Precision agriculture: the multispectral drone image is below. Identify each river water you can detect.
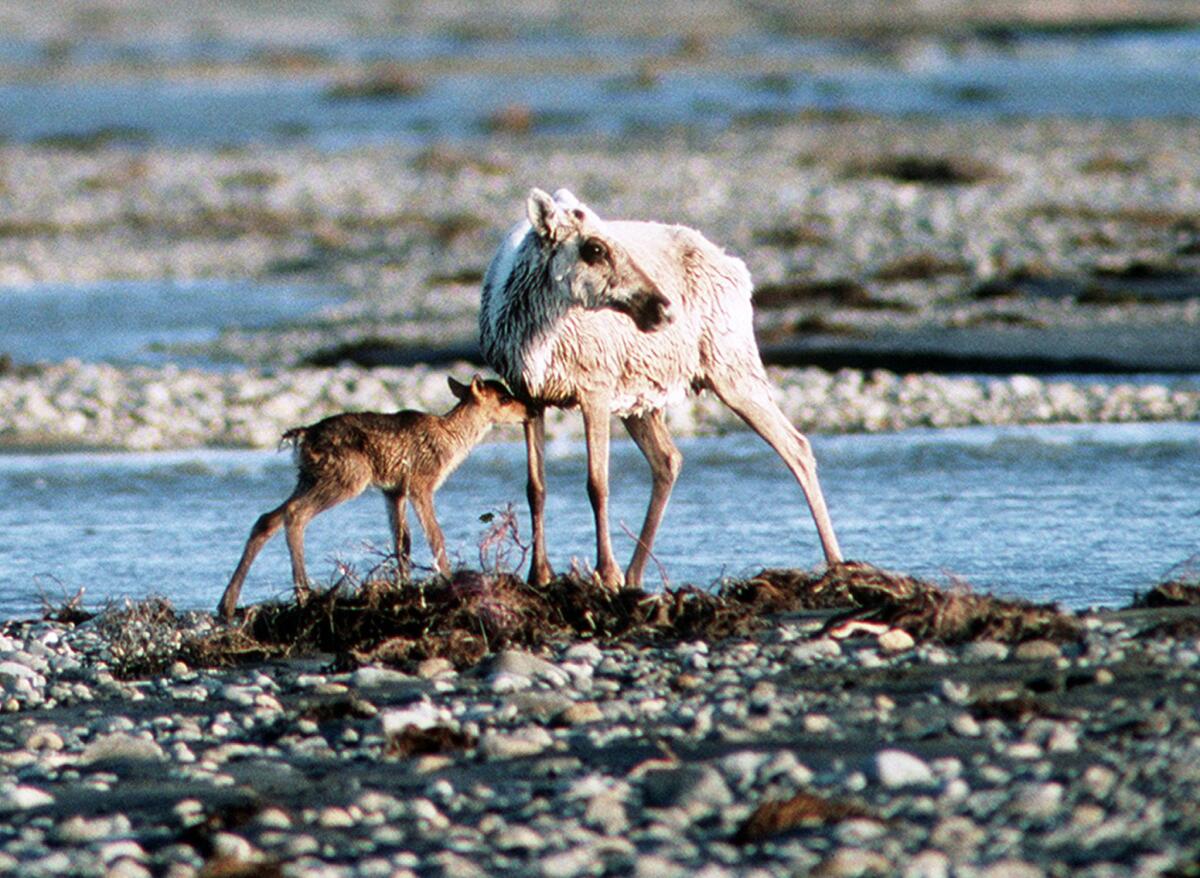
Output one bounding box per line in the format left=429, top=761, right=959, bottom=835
left=1, top=422, right=1195, bottom=620
left=1, top=28, right=1199, bottom=146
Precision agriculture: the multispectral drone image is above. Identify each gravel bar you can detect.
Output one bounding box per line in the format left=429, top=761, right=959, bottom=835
left=2, top=361, right=1198, bottom=450
left=1, top=605, right=1199, bottom=877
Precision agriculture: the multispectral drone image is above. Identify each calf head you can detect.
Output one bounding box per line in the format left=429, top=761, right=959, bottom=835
left=525, top=188, right=672, bottom=332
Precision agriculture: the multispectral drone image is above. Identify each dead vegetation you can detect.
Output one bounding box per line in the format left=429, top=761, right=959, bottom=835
left=733, top=790, right=878, bottom=845
left=1130, top=580, right=1200, bottom=608
left=170, top=561, right=1083, bottom=675
left=844, top=154, right=999, bottom=186
left=385, top=725, right=476, bottom=758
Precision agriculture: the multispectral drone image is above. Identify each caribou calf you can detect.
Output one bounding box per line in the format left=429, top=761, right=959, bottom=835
left=217, top=376, right=529, bottom=619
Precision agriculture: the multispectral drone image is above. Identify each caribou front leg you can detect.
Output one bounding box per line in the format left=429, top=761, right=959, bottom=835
left=580, top=394, right=623, bottom=591
left=524, top=412, right=553, bottom=585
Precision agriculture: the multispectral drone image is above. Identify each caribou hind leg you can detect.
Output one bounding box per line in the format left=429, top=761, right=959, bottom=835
left=709, top=372, right=843, bottom=566
left=622, top=409, right=682, bottom=587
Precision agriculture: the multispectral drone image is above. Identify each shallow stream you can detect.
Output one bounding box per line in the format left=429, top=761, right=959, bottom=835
left=2, top=422, right=1195, bottom=620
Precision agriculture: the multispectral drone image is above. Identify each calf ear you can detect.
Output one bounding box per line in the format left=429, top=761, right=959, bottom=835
left=447, top=376, right=470, bottom=400
left=469, top=375, right=485, bottom=398
left=527, top=188, right=570, bottom=243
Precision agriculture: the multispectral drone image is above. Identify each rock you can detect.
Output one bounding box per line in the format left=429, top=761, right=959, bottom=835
left=479, top=726, right=554, bottom=760
left=1011, top=782, right=1064, bottom=821
left=816, top=847, right=891, bottom=876
left=0, top=785, right=54, bottom=811
left=506, top=691, right=574, bottom=721
left=380, top=701, right=452, bottom=734
left=979, top=859, right=1045, bottom=878
left=791, top=638, right=842, bottom=663
left=24, top=728, right=64, bottom=751
left=878, top=629, right=915, bottom=653
left=962, top=641, right=1009, bottom=662
left=930, top=816, right=986, bottom=858
left=903, top=850, right=950, bottom=878
left=804, top=714, right=835, bottom=734
left=584, top=791, right=630, bottom=835
left=80, top=733, right=166, bottom=765
left=950, top=713, right=982, bottom=737
left=640, top=764, right=733, bottom=818
left=562, top=642, right=604, bottom=664
left=559, top=701, right=604, bottom=725
left=634, top=855, right=688, bottom=878
left=494, top=824, right=546, bottom=852
left=490, top=650, right=571, bottom=688
left=1013, top=640, right=1061, bottom=662
left=417, top=657, right=456, bottom=679
left=353, top=665, right=415, bottom=688
left=872, top=750, right=935, bottom=789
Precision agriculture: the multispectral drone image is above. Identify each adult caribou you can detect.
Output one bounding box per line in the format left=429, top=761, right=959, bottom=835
left=480, top=188, right=843, bottom=589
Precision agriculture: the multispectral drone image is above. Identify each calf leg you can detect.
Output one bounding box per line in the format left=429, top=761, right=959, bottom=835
left=623, top=409, right=682, bottom=587
left=283, top=476, right=368, bottom=600
left=710, top=373, right=843, bottom=566
left=383, top=490, right=412, bottom=579
left=218, top=502, right=287, bottom=620
left=410, top=489, right=450, bottom=575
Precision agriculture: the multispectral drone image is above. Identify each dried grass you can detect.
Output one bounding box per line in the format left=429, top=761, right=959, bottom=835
left=1131, top=580, right=1200, bottom=609
left=802, top=562, right=1082, bottom=645
left=105, top=563, right=1084, bottom=676
left=734, top=791, right=877, bottom=844
left=385, top=725, right=476, bottom=758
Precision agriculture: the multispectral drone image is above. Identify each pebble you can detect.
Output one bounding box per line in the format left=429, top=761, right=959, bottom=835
left=877, top=629, right=915, bottom=653
left=5, top=361, right=1196, bottom=452
left=640, top=765, right=733, bottom=818
left=559, top=702, right=604, bottom=726
left=79, top=733, right=166, bottom=765
left=479, top=727, right=554, bottom=760
left=1013, top=640, right=1062, bottom=662
left=873, top=750, right=936, bottom=789
left=490, top=650, right=572, bottom=688
left=0, top=501, right=1194, bottom=876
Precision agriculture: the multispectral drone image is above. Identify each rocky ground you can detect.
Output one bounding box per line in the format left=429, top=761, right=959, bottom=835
left=3, top=112, right=1200, bottom=450
left=2, top=4, right=1199, bottom=875
left=1, top=581, right=1199, bottom=878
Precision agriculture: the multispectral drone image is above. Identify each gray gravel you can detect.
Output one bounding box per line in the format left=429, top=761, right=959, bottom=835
left=3, top=360, right=1197, bottom=450
left=3, top=111, right=1199, bottom=449
left=1, top=606, right=1199, bottom=876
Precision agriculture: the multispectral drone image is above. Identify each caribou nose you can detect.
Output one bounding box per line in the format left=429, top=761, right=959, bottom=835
left=629, top=287, right=673, bottom=332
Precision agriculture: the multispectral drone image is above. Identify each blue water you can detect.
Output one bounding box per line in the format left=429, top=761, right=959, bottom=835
left=1, top=423, right=1195, bottom=619
left=0, top=280, right=337, bottom=366
left=1, top=28, right=1198, bottom=147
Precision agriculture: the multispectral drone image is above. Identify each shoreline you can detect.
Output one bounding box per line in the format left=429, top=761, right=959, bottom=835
left=1, top=576, right=1199, bottom=877
left=2, top=359, right=1197, bottom=452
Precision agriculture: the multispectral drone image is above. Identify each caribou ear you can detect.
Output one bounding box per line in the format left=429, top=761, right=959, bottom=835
left=552, top=188, right=581, bottom=209
left=527, top=188, right=571, bottom=243
left=447, top=376, right=470, bottom=400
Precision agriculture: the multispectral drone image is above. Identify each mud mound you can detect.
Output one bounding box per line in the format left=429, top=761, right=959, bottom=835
left=177, top=561, right=1082, bottom=673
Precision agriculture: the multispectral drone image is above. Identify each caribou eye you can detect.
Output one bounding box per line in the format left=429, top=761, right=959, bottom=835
left=579, top=238, right=608, bottom=266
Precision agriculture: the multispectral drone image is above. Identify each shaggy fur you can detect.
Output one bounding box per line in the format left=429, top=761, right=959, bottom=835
left=479, top=189, right=844, bottom=589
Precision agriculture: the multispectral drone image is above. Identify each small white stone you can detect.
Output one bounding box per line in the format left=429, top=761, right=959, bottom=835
left=878, top=628, right=915, bottom=653
left=874, top=749, right=935, bottom=789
